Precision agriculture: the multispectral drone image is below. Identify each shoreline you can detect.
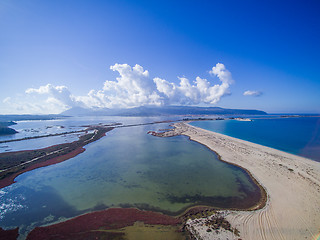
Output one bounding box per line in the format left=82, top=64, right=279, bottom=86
left=1, top=120, right=319, bottom=239
left=26, top=208, right=183, bottom=240
left=0, top=126, right=113, bottom=189
left=168, top=122, right=320, bottom=240
left=150, top=122, right=267, bottom=211
left=0, top=147, right=85, bottom=189
left=185, top=135, right=267, bottom=212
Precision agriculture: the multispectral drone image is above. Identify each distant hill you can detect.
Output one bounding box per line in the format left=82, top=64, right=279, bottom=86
left=0, top=126, right=18, bottom=136
left=0, top=114, right=67, bottom=122
left=0, top=121, right=17, bottom=127
left=61, top=106, right=267, bottom=116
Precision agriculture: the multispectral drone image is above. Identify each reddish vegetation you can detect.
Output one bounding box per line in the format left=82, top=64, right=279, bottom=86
left=27, top=208, right=181, bottom=240
left=0, top=126, right=112, bottom=189
left=0, top=147, right=85, bottom=189
left=0, top=227, right=19, bottom=240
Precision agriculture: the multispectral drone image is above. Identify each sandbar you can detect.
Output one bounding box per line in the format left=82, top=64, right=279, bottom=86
left=166, top=122, right=320, bottom=240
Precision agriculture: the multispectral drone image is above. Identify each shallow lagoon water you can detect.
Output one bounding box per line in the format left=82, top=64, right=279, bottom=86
left=0, top=116, right=179, bottom=153
left=0, top=121, right=259, bottom=233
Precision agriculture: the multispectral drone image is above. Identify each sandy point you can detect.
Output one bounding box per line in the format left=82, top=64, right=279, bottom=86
left=170, top=122, right=320, bottom=240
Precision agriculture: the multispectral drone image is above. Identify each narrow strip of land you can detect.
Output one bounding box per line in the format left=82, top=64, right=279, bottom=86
left=0, top=129, right=86, bottom=144
left=0, top=120, right=176, bottom=189
left=0, top=126, right=113, bottom=188
left=164, top=122, right=320, bottom=240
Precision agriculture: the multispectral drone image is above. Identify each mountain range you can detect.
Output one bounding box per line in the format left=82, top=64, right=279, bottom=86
left=61, top=106, right=267, bottom=116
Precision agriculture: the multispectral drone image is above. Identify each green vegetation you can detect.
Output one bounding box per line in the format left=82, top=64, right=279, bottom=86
left=94, top=222, right=186, bottom=240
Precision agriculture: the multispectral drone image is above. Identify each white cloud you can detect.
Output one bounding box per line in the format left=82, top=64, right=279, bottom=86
left=74, top=64, right=164, bottom=109
left=153, top=77, right=176, bottom=99
left=103, top=63, right=163, bottom=108
left=243, top=90, right=263, bottom=96
left=2, top=63, right=234, bottom=114
left=3, top=97, right=11, bottom=103
left=1, top=93, right=70, bottom=114
left=153, top=63, right=233, bottom=105
left=25, top=84, right=75, bottom=107
left=209, top=63, right=234, bottom=85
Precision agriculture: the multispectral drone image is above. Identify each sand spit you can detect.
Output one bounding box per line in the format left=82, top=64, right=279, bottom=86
left=168, top=122, right=320, bottom=240
left=0, top=126, right=113, bottom=189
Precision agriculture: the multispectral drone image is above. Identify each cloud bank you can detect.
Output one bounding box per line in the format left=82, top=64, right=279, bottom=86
left=3, top=63, right=234, bottom=114
left=243, top=90, right=262, bottom=97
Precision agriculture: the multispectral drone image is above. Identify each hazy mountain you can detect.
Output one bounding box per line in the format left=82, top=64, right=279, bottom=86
left=0, top=114, right=66, bottom=122
left=61, top=106, right=267, bottom=116
left=0, top=127, right=18, bottom=136
left=0, top=120, right=18, bottom=135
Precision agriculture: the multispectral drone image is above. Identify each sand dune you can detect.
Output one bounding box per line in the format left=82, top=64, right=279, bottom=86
left=170, top=122, right=320, bottom=240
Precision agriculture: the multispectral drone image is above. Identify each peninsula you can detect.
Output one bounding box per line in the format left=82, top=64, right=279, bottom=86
left=160, top=122, right=320, bottom=240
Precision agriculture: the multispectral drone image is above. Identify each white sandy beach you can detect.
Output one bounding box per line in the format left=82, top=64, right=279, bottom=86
left=168, top=122, right=320, bottom=240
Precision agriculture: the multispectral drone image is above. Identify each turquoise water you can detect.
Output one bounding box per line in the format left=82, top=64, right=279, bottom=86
left=0, top=120, right=260, bottom=234
left=190, top=117, right=320, bottom=161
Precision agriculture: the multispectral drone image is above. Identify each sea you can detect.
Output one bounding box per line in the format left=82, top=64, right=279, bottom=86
left=0, top=115, right=319, bottom=236
left=190, top=116, right=320, bottom=162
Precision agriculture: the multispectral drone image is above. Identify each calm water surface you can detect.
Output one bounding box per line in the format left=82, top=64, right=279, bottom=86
left=190, top=117, right=320, bottom=161
left=0, top=119, right=259, bottom=235
left=0, top=116, right=179, bottom=153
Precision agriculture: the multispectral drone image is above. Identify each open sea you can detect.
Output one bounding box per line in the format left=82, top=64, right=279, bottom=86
left=190, top=116, right=320, bottom=161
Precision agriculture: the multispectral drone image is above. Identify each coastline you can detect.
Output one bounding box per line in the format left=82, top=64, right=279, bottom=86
left=1, top=120, right=319, bottom=239
left=168, top=122, right=320, bottom=240
left=0, top=126, right=113, bottom=189
left=0, top=147, right=85, bottom=189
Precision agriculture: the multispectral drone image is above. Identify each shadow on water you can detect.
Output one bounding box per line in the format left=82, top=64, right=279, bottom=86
left=116, top=170, right=262, bottom=216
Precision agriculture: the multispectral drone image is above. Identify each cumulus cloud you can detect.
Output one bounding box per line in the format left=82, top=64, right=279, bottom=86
left=73, top=64, right=164, bottom=109
left=26, top=84, right=75, bottom=107
left=2, top=92, right=71, bottom=114
left=3, top=63, right=234, bottom=114
left=153, top=63, right=233, bottom=105
left=243, top=90, right=263, bottom=97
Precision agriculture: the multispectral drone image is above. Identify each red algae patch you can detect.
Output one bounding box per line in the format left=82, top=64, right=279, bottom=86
left=26, top=208, right=181, bottom=240
left=0, top=227, right=19, bottom=240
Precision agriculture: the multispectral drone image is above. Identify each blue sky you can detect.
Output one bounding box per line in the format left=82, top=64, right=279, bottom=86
left=1, top=0, right=319, bottom=114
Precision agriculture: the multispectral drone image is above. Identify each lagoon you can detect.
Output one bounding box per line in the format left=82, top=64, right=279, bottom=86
left=0, top=119, right=260, bottom=235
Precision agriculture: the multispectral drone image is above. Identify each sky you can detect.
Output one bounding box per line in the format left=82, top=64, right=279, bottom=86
left=1, top=0, right=320, bottom=114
